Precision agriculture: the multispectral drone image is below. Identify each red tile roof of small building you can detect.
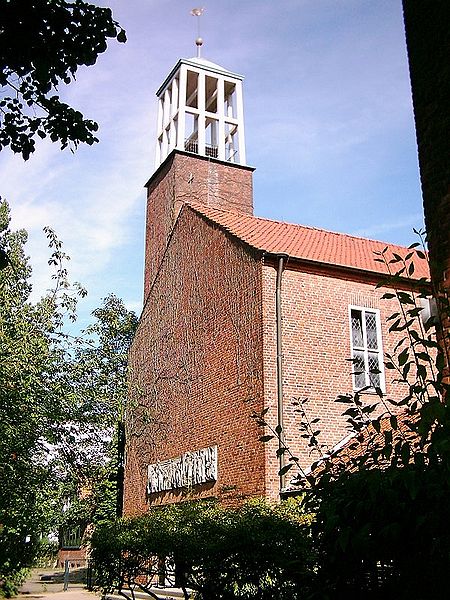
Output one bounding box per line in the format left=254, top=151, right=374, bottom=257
left=186, top=203, right=429, bottom=280
left=284, top=411, right=421, bottom=493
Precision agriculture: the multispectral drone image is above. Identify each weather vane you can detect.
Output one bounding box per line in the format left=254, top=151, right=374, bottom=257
left=191, top=7, right=205, bottom=57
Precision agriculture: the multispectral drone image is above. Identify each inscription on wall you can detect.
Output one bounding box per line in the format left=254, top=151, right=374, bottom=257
left=147, top=446, right=218, bottom=494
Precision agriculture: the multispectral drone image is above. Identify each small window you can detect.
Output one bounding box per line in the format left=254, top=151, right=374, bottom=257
left=349, top=306, right=384, bottom=392
left=60, top=525, right=84, bottom=549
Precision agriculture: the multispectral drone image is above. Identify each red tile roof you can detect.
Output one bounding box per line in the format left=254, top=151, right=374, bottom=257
left=284, top=411, right=422, bottom=493
left=326, top=411, right=420, bottom=470
left=186, top=203, right=429, bottom=280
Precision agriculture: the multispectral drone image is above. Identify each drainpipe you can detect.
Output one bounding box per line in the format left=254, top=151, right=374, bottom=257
left=275, top=254, right=289, bottom=495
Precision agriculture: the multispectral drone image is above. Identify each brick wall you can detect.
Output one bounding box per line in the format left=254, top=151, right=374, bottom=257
left=124, top=206, right=265, bottom=515
left=262, top=260, right=423, bottom=500
left=143, top=150, right=255, bottom=299
left=57, top=548, right=86, bottom=569
left=402, top=1, right=450, bottom=374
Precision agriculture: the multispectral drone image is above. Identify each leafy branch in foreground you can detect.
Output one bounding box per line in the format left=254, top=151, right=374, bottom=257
left=254, top=236, right=450, bottom=597
left=0, top=0, right=126, bottom=159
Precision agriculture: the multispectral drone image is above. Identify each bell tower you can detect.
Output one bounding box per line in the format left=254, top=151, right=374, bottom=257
left=154, top=46, right=246, bottom=168
left=143, top=35, right=254, bottom=300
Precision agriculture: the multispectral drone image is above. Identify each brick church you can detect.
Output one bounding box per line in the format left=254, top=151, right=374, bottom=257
left=123, top=47, right=428, bottom=515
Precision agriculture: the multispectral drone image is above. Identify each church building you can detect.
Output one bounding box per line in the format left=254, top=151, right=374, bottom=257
left=123, top=46, right=428, bottom=515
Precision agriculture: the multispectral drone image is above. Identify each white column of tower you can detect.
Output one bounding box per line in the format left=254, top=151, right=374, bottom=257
left=217, top=76, right=225, bottom=161
left=197, top=70, right=206, bottom=155
left=235, top=80, right=246, bottom=164
left=171, top=77, right=179, bottom=149
left=154, top=97, right=163, bottom=168
left=168, top=84, right=176, bottom=153
left=176, top=65, right=187, bottom=152
left=161, top=88, right=171, bottom=160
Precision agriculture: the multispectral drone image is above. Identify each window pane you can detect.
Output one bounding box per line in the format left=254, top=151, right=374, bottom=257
left=353, top=350, right=366, bottom=389
left=365, top=311, right=378, bottom=349
left=351, top=310, right=364, bottom=347
left=368, top=352, right=381, bottom=388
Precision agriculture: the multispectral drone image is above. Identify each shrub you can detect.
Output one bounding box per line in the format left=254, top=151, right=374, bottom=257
left=90, top=498, right=315, bottom=600
left=0, top=568, right=29, bottom=599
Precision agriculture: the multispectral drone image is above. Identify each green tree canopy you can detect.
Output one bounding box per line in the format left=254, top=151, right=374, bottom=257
left=0, top=199, right=80, bottom=584
left=0, top=200, right=137, bottom=591
left=0, top=0, right=126, bottom=159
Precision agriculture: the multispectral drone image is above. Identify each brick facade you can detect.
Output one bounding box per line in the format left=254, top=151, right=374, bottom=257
left=125, top=149, right=428, bottom=513
left=57, top=548, right=86, bottom=569
left=143, top=151, right=254, bottom=299
left=261, top=259, right=419, bottom=500
left=124, top=206, right=265, bottom=514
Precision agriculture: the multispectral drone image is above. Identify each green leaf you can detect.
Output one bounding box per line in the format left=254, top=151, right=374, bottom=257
left=117, top=29, right=127, bottom=43
left=398, top=348, right=409, bottom=366
left=278, top=463, right=293, bottom=477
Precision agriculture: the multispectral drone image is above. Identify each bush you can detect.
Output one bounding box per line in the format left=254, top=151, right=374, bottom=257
left=33, top=539, right=58, bottom=568
left=90, top=498, right=315, bottom=600
left=0, top=568, right=29, bottom=599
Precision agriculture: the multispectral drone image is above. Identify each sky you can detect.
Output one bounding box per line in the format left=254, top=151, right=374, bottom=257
left=0, top=0, right=424, bottom=330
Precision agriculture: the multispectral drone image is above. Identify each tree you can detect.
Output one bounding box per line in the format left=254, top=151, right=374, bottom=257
left=0, top=200, right=137, bottom=593
left=0, top=198, right=85, bottom=592
left=0, top=0, right=126, bottom=159
left=58, top=294, right=138, bottom=524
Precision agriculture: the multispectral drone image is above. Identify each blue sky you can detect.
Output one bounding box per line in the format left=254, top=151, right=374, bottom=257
left=0, top=0, right=424, bottom=329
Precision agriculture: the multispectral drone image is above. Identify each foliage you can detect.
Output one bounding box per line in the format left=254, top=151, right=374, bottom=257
left=254, top=237, right=450, bottom=598
left=0, top=568, right=29, bottom=599
left=91, top=498, right=315, bottom=600
left=0, top=200, right=137, bottom=592
left=311, top=463, right=450, bottom=599
left=0, top=0, right=126, bottom=159
left=47, top=294, right=137, bottom=559
left=33, top=538, right=59, bottom=568
left=0, top=198, right=84, bottom=589
left=58, top=293, right=138, bottom=527
left=68, top=294, right=138, bottom=434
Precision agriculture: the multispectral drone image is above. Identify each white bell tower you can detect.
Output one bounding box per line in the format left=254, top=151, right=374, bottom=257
left=154, top=39, right=247, bottom=169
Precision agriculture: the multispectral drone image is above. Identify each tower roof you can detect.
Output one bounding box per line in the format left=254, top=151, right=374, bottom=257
left=156, top=57, right=244, bottom=97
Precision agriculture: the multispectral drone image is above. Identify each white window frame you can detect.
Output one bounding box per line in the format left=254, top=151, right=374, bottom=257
left=348, top=305, right=385, bottom=393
